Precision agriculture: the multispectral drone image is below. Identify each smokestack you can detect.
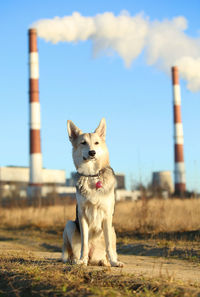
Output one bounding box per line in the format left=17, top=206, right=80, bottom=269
left=28, top=28, right=43, bottom=195
left=172, top=66, right=186, bottom=196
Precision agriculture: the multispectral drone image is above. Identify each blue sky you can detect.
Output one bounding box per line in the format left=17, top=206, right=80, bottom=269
left=0, top=0, right=200, bottom=191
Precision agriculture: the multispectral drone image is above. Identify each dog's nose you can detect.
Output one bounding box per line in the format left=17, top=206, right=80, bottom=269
left=88, top=150, right=96, bottom=157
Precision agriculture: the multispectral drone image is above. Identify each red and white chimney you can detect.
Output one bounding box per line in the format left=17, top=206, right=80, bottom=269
left=172, top=66, right=186, bottom=195
left=28, top=29, right=43, bottom=193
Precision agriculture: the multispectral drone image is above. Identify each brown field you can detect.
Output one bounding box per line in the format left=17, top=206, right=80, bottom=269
left=0, top=198, right=200, bottom=296
left=0, top=198, right=200, bottom=233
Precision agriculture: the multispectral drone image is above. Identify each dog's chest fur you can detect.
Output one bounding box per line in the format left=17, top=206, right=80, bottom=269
left=75, top=167, right=116, bottom=232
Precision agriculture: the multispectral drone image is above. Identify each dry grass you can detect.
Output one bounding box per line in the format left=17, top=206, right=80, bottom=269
left=0, top=251, right=199, bottom=297
left=0, top=198, right=200, bottom=233
left=114, top=198, right=200, bottom=233
left=0, top=204, right=75, bottom=229
left=0, top=198, right=200, bottom=297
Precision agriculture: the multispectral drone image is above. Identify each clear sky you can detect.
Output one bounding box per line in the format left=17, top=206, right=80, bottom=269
left=1, top=0, right=200, bottom=191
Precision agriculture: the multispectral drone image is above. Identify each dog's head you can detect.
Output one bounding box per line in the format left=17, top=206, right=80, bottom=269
left=67, top=118, right=110, bottom=175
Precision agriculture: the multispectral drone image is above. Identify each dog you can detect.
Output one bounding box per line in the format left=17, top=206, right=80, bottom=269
left=62, top=118, right=123, bottom=267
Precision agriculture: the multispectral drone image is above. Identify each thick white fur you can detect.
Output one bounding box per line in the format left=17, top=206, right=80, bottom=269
left=62, top=118, right=123, bottom=267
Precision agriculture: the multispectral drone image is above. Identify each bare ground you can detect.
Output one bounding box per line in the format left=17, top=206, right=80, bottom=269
left=0, top=228, right=199, bottom=296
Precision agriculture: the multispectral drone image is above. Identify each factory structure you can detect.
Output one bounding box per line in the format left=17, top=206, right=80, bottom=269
left=152, top=67, right=186, bottom=196
left=28, top=29, right=43, bottom=196
left=0, top=165, right=138, bottom=201
left=152, top=171, right=174, bottom=195
left=172, top=66, right=186, bottom=195
left=0, top=166, right=75, bottom=198
left=0, top=29, right=187, bottom=200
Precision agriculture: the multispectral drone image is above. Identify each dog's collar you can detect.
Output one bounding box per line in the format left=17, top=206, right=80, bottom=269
left=76, top=166, right=114, bottom=178
left=77, top=172, right=100, bottom=178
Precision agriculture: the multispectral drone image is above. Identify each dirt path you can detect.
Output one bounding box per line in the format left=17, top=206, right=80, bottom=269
left=0, top=228, right=199, bottom=296
left=1, top=244, right=199, bottom=286
left=119, top=255, right=200, bottom=284
left=29, top=251, right=200, bottom=284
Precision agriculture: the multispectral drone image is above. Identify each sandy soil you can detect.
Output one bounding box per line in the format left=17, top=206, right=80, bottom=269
left=0, top=230, right=199, bottom=287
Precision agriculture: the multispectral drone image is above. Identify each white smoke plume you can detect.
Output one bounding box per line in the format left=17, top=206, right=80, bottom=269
left=33, top=11, right=200, bottom=92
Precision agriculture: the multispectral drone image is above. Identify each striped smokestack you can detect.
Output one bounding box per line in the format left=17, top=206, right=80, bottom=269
left=29, top=29, right=43, bottom=193
left=172, top=66, right=186, bottom=196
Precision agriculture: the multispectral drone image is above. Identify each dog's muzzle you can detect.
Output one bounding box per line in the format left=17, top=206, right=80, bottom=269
left=83, top=150, right=96, bottom=161
left=88, top=150, right=96, bottom=157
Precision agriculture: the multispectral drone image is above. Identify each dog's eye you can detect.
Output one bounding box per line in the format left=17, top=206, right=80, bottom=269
left=81, top=141, right=87, bottom=145
left=95, top=142, right=99, bottom=145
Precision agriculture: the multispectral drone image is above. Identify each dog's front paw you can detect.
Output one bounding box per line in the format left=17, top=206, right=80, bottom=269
left=74, top=258, right=88, bottom=266
left=110, top=260, right=124, bottom=267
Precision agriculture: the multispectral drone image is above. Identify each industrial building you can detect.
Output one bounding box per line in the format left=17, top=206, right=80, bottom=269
left=152, top=171, right=174, bottom=195
left=0, top=166, right=139, bottom=201
left=0, top=166, right=75, bottom=198
left=0, top=166, right=65, bottom=185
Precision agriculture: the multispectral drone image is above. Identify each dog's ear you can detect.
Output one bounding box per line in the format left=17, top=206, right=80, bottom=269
left=94, top=118, right=106, bottom=141
left=67, top=120, right=82, bottom=143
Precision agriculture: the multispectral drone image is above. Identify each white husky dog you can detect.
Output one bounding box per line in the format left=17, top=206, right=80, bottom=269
left=62, top=118, right=123, bottom=267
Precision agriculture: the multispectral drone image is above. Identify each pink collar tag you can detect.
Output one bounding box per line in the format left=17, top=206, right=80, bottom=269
left=96, top=181, right=103, bottom=189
